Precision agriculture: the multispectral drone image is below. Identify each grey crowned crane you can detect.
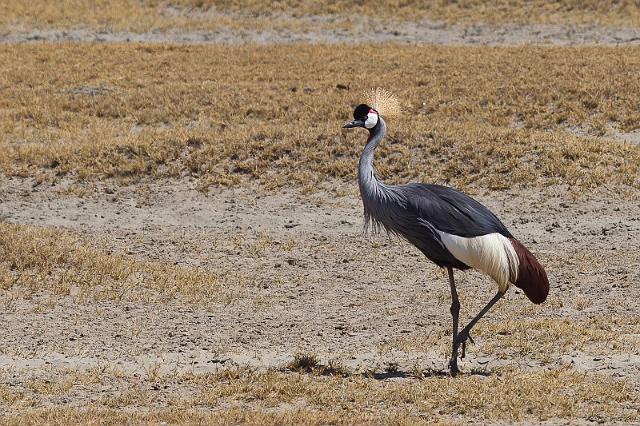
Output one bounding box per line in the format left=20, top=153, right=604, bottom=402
left=342, top=90, right=549, bottom=375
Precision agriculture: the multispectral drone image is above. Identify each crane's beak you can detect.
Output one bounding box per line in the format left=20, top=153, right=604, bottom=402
left=342, top=119, right=365, bottom=129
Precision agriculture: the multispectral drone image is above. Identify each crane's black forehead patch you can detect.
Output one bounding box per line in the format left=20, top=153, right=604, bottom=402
left=353, top=104, right=372, bottom=120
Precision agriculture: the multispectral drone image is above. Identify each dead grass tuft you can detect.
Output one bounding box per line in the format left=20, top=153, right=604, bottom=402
left=286, top=354, right=348, bottom=377
left=287, top=353, right=319, bottom=372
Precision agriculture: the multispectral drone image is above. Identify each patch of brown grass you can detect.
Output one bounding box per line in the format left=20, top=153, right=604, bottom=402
left=0, top=0, right=341, bottom=33
left=193, top=367, right=639, bottom=422
left=0, top=221, right=229, bottom=302
left=287, top=353, right=320, bottom=372
left=477, top=315, right=640, bottom=359
left=196, top=0, right=640, bottom=27
left=0, top=44, right=638, bottom=193
left=1, top=1, right=639, bottom=31
left=286, top=353, right=348, bottom=376
left=0, top=386, right=28, bottom=407
left=4, top=366, right=635, bottom=424
left=382, top=312, right=640, bottom=363
left=0, top=407, right=453, bottom=426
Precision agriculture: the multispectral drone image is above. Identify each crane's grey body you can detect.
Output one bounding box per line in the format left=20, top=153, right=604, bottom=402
left=359, top=117, right=512, bottom=269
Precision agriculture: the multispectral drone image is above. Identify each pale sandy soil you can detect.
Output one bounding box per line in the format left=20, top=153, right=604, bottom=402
left=1, top=175, right=638, bottom=416
left=3, top=19, right=640, bottom=45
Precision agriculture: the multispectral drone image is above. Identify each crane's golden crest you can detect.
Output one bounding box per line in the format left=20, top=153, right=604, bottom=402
left=364, top=88, right=401, bottom=118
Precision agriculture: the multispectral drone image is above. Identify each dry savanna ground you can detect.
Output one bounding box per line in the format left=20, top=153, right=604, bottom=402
left=1, top=44, right=639, bottom=191
left=2, top=0, right=640, bottom=32
left=1, top=12, right=640, bottom=426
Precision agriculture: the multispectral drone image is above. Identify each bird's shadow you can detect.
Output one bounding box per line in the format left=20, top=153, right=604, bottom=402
left=367, top=370, right=415, bottom=380
left=287, top=365, right=494, bottom=380
left=370, top=367, right=493, bottom=380
left=418, top=367, right=493, bottom=379
left=283, top=354, right=495, bottom=379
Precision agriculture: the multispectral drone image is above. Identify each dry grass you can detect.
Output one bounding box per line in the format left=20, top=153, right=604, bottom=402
left=478, top=315, right=640, bottom=359
left=0, top=0, right=324, bottom=33
left=287, top=353, right=320, bottom=372
left=2, top=366, right=638, bottom=424
left=0, top=221, right=228, bottom=302
left=0, top=408, right=452, bottom=426
left=0, top=44, right=638, bottom=193
left=195, top=367, right=639, bottom=422
left=287, top=353, right=348, bottom=376
left=209, top=0, right=640, bottom=26
left=1, top=1, right=640, bottom=31
left=382, top=312, right=640, bottom=362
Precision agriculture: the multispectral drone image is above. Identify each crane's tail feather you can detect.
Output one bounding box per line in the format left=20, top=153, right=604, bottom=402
left=509, top=238, right=549, bottom=304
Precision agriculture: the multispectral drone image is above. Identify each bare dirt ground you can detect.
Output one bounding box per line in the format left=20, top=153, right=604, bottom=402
left=4, top=20, right=640, bottom=45
left=1, top=175, right=639, bottom=421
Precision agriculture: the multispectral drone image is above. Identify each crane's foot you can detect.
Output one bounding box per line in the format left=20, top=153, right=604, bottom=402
left=455, top=330, right=475, bottom=359
left=448, top=357, right=460, bottom=376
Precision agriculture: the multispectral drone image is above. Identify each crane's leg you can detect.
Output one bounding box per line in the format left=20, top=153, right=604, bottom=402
left=455, top=290, right=506, bottom=356
left=447, top=267, right=461, bottom=376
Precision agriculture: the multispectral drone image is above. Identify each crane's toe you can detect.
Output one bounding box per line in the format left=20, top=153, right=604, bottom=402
left=454, top=329, right=473, bottom=346
left=456, top=330, right=475, bottom=358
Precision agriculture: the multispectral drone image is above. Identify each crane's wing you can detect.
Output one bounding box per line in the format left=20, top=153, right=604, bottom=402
left=398, top=183, right=513, bottom=238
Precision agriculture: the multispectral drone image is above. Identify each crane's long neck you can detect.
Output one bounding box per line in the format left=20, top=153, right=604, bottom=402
left=358, top=117, right=387, bottom=198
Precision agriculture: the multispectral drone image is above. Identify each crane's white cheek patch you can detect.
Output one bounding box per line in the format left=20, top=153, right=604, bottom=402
left=365, top=113, right=378, bottom=129
left=437, top=231, right=519, bottom=291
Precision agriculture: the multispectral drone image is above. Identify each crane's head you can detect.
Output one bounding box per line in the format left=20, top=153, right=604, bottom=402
left=342, top=89, right=400, bottom=131
left=343, top=104, right=379, bottom=130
